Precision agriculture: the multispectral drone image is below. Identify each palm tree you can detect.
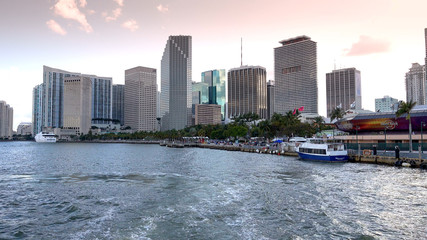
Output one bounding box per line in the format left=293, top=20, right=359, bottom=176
left=396, top=100, right=417, bottom=152
left=329, top=107, right=345, bottom=138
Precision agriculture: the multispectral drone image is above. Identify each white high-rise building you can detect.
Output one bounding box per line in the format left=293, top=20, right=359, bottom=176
left=63, top=76, right=92, bottom=135
left=160, top=35, right=192, bottom=130
left=405, top=63, right=425, bottom=105
left=274, top=36, right=317, bottom=114
left=0, top=101, right=13, bottom=139
left=32, top=83, right=44, bottom=136
left=124, top=66, right=157, bottom=132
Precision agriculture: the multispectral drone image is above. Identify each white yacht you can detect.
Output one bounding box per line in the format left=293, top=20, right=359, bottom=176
left=296, top=138, right=348, bottom=162
left=35, top=132, right=57, bottom=143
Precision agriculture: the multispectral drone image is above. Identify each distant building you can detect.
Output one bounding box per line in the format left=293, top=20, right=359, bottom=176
left=89, top=76, right=112, bottom=125
left=160, top=35, right=192, bottom=130
left=274, top=36, right=317, bottom=114
left=192, top=81, right=209, bottom=105
left=195, top=104, right=222, bottom=125
left=32, top=83, right=44, bottom=136
left=326, top=68, right=362, bottom=117
left=112, top=84, right=124, bottom=126
left=17, top=122, right=32, bottom=136
left=63, top=76, right=92, bottom=135
left=375, top=96, right=400, bottom=113
left=267, top=80, right=275, bottom=119
left=124, top=66, right=157, bottom=132
left=0, top=101, right=13, bottom=139
left=425, top=28, right=427, bottom=82
left=201, top=69, right=226, bottom=120
left=228, top=65, right=267, bottom=119
left=405, top=63, right=425, bottom=105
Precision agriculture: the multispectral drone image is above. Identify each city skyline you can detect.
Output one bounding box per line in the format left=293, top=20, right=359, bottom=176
left=1, top=0, right=427, bottom=129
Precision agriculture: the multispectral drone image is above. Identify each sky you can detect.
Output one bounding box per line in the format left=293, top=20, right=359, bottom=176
left=1, top=0, right=427, bottom=130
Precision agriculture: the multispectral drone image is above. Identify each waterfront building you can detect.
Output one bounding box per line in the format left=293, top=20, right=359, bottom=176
left=326, top=68, right=362, bottom=117
left=124, top=66, right=157, bottom=132
left=88, top=76, right=112, bottom=125
left=112, top=84, right=124, bottom=126
left=17, top=122, right=32, bottom=136
left=227, top=65, right=267, bottom=119
left=42, top=66, right=80, bottom=129
left=405, top=63, right=425, bottom=105
left=195, top=104, right=221, bottom=125
left=63, top=76, right=92, bottom=135
left=267, top=80, right=275, bottom=119
left=201, top=69, right=226, bottom=120
left=375, top=95, right=400, bottom=113
left=274, top=36, right=318, bottom=114
left=160, top=35, right=192, bottom=130
left=32, top=83, right=44, bottom=136
left=0, top=101, right=13, bottom=139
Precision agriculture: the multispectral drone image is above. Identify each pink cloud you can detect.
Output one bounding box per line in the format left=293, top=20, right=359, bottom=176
left=105, top=8, right=122, bottom=22
left=114, top=0, right=124, bottom=7
left=157, top=4, right=169, bottom=13
left=53, top=0, right=93, bottom=33
left=345, top=35, right=390, bottom=56
left=46, top=19, right=67, bottom=35
left=122, top=20, right=138, bottom=32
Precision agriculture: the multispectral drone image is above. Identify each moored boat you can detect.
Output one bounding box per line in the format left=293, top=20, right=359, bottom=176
left=35, top=132, right=57, bottom=143
left=296, top=138, right=348, bottom=162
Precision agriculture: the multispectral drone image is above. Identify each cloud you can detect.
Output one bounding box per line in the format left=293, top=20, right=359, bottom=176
left=46, top=19, right=67, bottom=35
left=53, top=0, right=93, bottom=33
left=345, top=35, right=390, bottom=56
left=114, top=0, right=124, bottom=7
left=79, top=0, right=87, bottom=8
left=157, top=4, right=169, bottom=13
left=105, top=7, right=122, bottom=22
left=122, top=20, right=138, bottom=32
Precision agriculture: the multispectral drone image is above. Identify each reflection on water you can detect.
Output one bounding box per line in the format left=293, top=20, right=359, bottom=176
left=0, top=142, right=425, bottom=239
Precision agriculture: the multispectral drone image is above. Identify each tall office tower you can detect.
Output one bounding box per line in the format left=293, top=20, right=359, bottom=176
left=42, top=66, right=80, bottom=129
left=112, top=84, right=124, bottom=125
left=201, top=69, right=226, bottom=120
left=267, top=80, right=275, bottom=119
left=405, top=63, right=425, bottom=105
left=192, top=81, right=209, bottom=104
left=375, top=96, right=399, bottom=113
left=227, top=66, right=267, bottom=119
left=63, top=76, right=92, bottom=135
left=124, top=66, right=157, bottom=132
left=326, top=68, right=362, bottom=117
left=0, top=101, right=13, bottom=139
left=274, top=36, right=317, bottom=114
left=160, top=35, right=192, bottom=130
left=32, top=83, right=44, bottom=136
left=89, top=76, right=112, bottom=125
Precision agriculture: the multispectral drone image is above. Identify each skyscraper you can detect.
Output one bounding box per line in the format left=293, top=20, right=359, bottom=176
left=267, top=80, right=275, bottom=119
left=32, top=83, right=44, bottom=136
left=160, top=35, right=192, bottom=130
left=274, top=36, right=317, bottom=114
left=228, top=66, right=267, bottom=119
left=201, top=69, right=226, bottom=120
left=63, top=76, right=92, bottom=135
left=42, top=66, right=80, bottom=129
left=124, top=66, right=157, bottom=132
left=0, top=101, right=13, bottom=139
left=112, top=84, right=124, bottom=126
left=89, top=76, right=112, bottom=125
left=326, top=68, right=362, bottom=117
left=405, top=63, right=425, bottom=105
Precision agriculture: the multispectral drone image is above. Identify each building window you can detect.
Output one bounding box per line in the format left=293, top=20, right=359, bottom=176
left=282, top=66, right=301, bottom=74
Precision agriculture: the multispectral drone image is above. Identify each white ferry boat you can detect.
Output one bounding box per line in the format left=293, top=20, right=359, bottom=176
left=35, top=132, right=57, bottom=143
left=296, top=138, right=348, bottom=162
